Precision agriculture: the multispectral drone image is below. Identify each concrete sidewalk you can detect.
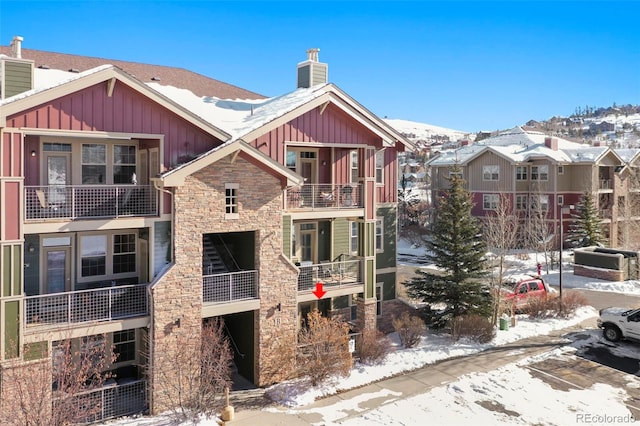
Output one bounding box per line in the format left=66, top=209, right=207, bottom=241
left=226, top=317, right=597, bottom=425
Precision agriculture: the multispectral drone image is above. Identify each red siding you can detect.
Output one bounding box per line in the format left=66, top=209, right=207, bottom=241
left=3, top=181, right=20, bottom=240
left=6, top=81, right=224, bottom=170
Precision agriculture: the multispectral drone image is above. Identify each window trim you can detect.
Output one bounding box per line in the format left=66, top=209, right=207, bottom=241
left=77, top=231, right=137, bottom=283
left=375, top=218, right=383, bottom=253
left=350, top=150, right=359, bottom=184
left=558, top=165, right=564, bottom=175
left=350, top=221, right=358, bottom=254
left=531, top=165, right=549, bottom=181
left=483, top=193, right=499, bottom=210
left=375, top=283, right=383, bottom=317
left=375, top=150, right=384, bottom=185
left=225, top=183, right=239, bottom=219
left=516, top=166, right=528, bottom=181
left=482, top=165, right=500, bottom=181
left=515, top=194, right=528, bottom=210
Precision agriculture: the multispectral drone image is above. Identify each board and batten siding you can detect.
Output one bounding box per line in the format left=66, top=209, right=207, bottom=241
left=333, top=218, right=350, bottom=257
left=376, top=206, right=397, bottom=270
left=467, top=151, right=514, bottom=192
left=5, top=81, right=223, bottom=169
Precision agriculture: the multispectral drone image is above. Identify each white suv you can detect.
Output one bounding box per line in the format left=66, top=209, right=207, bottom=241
left=597, top=307, right=640, bottom=342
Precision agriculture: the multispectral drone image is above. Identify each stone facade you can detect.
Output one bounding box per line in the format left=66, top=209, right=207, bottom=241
left=573, top=264, right=624, bottom=281
left=150, top=156, right=299, bottom=413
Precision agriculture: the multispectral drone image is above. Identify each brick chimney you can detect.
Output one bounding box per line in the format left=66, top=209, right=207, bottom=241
left=1, top=36, right=34, bottom=100
left=544, top=137, right=558, bottom=151
left=297, top=48, right=328, bottom=88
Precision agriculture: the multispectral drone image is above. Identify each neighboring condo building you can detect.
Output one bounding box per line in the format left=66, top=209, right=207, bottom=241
left=427, top=126, right=640, bottom=249
left=0, top=37, right=412, bottom=420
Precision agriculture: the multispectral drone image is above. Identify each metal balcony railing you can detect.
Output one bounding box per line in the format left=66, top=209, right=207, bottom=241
left=599, top=179, right=612, bottom=190
left=69, top=379, right=147, bottom=424
left=285, top=183, right=362, bottom=210
left=24, top=284, right=148, bottom=330
left=298, top=259, right=363, bottom=292
left=203, top=270, right=258, bottom=304
left=25, top=185, right=158, bottom=221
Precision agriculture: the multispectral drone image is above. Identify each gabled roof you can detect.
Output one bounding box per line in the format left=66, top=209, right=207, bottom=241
left=1, top=47, right=411, bottom=187
left=427, top=126, right=618, bottom=167
left=0, top=63, right=230, bottom=141
left=0, top=46, right=264, bottom=100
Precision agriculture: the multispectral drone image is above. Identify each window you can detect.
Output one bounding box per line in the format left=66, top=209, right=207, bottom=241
left=482, top=165, right=499, bottom=181
left=350, top=294, right=358, bottom=321
left=113, top=330, right=136, bottom=363
left=376, top=284, right=382, bottom=317
left=532, top=195, right=550, bottom=211
left=483, top=194, right=499, bottom=210
left=81, top=235, right=107, bottom=277
left=351, top=150, right=359, bottom=183
left=113, top=234, right=136, bottom=274
left=558, top=165, right=564, bottom=175
left=375, top=150, right=384, bottom=184
left=225, top=183, right=239, bottom=219
left=375, top=218, right=383, bottom=252
left=558, top=195, right=564, bottom=206
left=286, top=150, right=297, bottom=171
left=531, top=165, right=549, bottom=181
left=113, top=145, right=137, bottom=184
left=81, top=143, right=137, bottom=184
left=516, top=195, right=528, bottom=210
left=516, top=166, right=528, bottom=180
left=79, top=232, right=137, bottom=281
left=82, top=144, right=106, bottom=184
left=350, top=221, right=358, bottom=254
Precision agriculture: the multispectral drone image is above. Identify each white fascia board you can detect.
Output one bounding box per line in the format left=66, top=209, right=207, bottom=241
left=161, top=140, right=302, bottom=187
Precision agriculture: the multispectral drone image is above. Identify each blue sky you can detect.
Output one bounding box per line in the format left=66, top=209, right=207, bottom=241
left=1, top=1, right=638, bottom=132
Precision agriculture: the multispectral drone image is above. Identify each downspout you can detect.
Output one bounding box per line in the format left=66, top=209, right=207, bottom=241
left=147, top=178, right=175, bottom=414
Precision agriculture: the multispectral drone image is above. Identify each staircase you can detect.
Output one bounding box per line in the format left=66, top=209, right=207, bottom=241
left=203, top=235, right=229, bottom=275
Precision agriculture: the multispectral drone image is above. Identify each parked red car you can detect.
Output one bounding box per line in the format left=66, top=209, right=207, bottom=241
left=501, top=276, right=550, bottom=309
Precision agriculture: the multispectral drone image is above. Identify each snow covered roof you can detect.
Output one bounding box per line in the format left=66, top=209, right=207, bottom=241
left=427, top=126, right=616, bottom=166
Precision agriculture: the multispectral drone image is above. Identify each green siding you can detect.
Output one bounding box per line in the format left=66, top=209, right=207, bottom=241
left=333, top=218, right=349, bottom=256
left=24, top=341, right=48, bottom=361
left=4, top=301, right=19, bottom=358
left=13, top=245, right=21, bottom=295
left=376, top=272, right=396, bottom=301
left=24, top=236, right=40, bottom=296
left=376, top=206, right=397, bottom=269
left=366, top=259, right=374, bottom=298
left=4, top=61, right=32, bottom=98
left=3, top=245, right=10, bottom=297
left=282, top=215, right=292, bottom=259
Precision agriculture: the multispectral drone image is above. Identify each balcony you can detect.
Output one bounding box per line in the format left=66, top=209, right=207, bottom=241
left=25, top=185, right=158, bottom=221
left=286, top=183, right=362, bottom=210
left=599, top=179, right=612, bottom=190
left=24, top=284, right=148, bottom=331
left=298, top=259, right=363, bottom=292
left=72, top=379, right=147, bottom=424
left=203, top=270, right=258, bottom=304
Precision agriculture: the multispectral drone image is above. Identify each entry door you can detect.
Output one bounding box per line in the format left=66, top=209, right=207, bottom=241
left=300, top=229, right=316, bottom=263
left=44, top=152, right=71, bottom=205
left=300, top=159, right=316, bottom=184
left=44, top=247, right=71, bottom=293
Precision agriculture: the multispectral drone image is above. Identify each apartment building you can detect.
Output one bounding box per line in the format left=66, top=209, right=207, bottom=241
left=427, top=126, right=640, bottom=248
left=0, top=37, right=411, bottom=420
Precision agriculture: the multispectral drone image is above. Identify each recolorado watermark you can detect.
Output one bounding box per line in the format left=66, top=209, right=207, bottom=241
left=576, top=413, right=636, bottom=424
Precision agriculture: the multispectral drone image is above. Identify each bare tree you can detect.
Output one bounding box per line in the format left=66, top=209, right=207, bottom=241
left=2, top=334, right=115, bottom=426
left=482, top=194, right=520, bottom=325
left=525, top=191, right=555, bottom=273
left=151, top=319, right=233, bottom=424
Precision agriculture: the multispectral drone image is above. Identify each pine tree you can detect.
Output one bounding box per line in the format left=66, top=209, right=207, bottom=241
left=404, top=169, right=491, bottom=327
left=567, top=191, right=605, bottom=247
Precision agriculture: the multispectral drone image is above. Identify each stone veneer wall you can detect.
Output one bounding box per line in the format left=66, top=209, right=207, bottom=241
left=573, top=264, right=624, bottom=281
left=150, top=156, right=298, bottom=413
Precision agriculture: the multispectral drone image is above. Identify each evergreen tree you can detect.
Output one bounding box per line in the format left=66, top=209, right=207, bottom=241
left=404, top=169, right=491, bottom=327
left=567, top=191, right=606, bottom=247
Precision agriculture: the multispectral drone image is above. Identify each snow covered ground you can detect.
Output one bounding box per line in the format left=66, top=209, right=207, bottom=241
left=107, top=240, right=640, bottom=425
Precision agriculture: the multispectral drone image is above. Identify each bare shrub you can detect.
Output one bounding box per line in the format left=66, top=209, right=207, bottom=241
left=450, top=314, right=496, bottom=344
left=356, top=330, right=390, bottom=365
left=392, top=312, right=426, bottom=348
left=260, top=334, right=297, bottom=385
left=521, top=295, right=557, bottom=319
left=152, top=319, right=233, bottom=423
left=523, top=292, right=588, bottom=319
left=2, top=334, right=115, bottom=426
left=297, top=310, right=352, bottom=386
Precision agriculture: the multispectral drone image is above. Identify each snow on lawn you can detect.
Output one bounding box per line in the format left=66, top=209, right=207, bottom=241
left=264, top=306, right=597, bottom=407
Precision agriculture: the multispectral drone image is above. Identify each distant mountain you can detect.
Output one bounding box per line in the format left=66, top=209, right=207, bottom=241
left=384, top=118, right=471, bottom=144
